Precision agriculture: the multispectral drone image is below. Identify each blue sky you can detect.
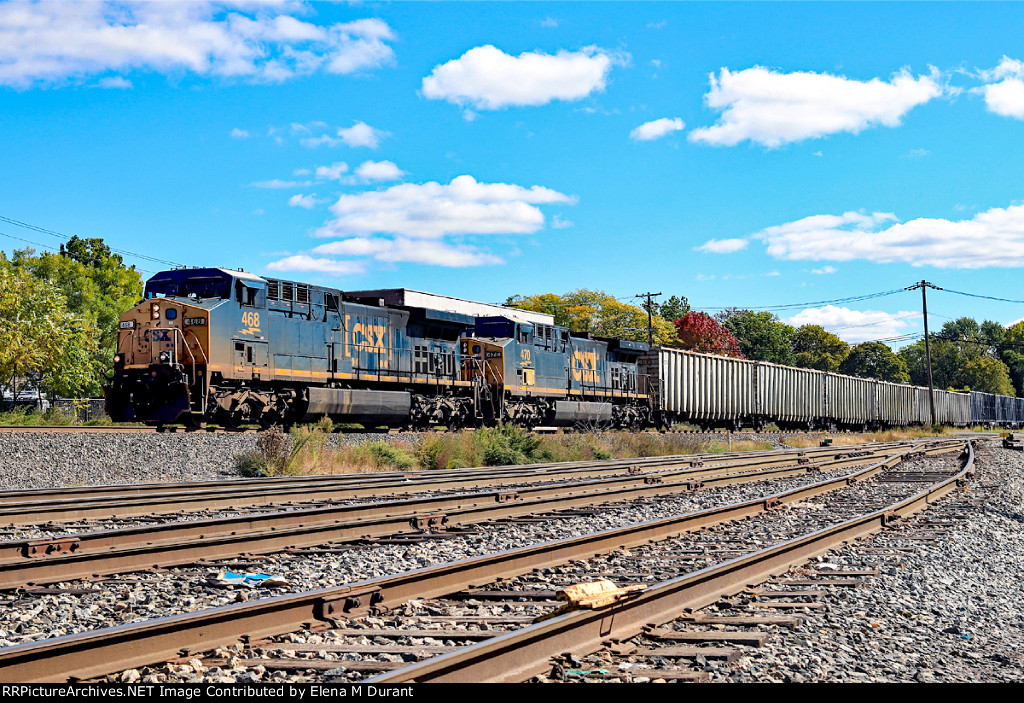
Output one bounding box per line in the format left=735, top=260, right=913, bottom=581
left=3, top=1, right=1024, bottom=346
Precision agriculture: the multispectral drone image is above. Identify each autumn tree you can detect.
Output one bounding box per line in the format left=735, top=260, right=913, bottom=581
left=673, top=312, right=745, bottom=358
left=506, top=290, right=678, bottom=346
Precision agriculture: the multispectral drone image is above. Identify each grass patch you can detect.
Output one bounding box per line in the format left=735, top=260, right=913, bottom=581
left=242, top=424, right=775, bottom=477
left=778, top=424, right=967, bottom=449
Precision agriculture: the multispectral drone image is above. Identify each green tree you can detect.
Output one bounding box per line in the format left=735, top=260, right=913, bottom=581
left=656, top=295, right=691, bottom=324
left=997, top=321, right=1024, bottom=396
left=961, top=357, right=1016, bottom=396
left=900, top=316, right=1016, bottom=395
left=791, top=324, right=850, bottom=372
left=840, top=342, right=910, bottom=383
left=11, top=241, right=142, bottom=395
left=0, top=259, right=99, bottom=400
left=717, top=309, right=795, bottom=365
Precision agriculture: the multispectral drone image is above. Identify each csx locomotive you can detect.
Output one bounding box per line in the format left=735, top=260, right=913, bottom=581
left=104, top=267, right=653, bottom=429
left=105, top=267, right=1024, bottom=430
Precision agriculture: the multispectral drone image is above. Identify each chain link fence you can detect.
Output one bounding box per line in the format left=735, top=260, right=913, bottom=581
left=48, top=398, right=106, bottom=423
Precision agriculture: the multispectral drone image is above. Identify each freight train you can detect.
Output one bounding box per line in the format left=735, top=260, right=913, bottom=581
left=104, top=267, right=1023, bottom=430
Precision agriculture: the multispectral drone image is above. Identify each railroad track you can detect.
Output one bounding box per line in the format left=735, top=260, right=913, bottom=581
left=0, top=441, right=910, bottom=523
left=0, top=439, right=972, bottom=682
left=0, top=445, right=913, bottom=590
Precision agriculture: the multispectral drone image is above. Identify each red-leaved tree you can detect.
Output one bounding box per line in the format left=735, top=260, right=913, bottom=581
left=673, top=312, right=746, bottom=358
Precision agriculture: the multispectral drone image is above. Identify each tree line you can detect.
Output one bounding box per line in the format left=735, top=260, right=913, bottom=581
left=0, top=239, right=143, bottom=401
left=508, top=290, right=1024, bottom=397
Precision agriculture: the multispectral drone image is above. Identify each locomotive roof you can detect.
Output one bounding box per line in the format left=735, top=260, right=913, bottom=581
left=156, top=267, right=269, bottom=284
left=345, top=288, right=554, bottom=326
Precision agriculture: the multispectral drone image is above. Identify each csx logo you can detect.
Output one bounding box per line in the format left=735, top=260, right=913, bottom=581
left=351, top=322, right=388, bottom=350
left=143, top=329, right=172, bottom=342
left=572, top=350, right=600, bottom=384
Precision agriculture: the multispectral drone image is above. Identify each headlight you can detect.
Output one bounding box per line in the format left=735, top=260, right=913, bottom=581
left=159, top=351, right=170, bottom=364
left=151, top=303, right=161, bottom=319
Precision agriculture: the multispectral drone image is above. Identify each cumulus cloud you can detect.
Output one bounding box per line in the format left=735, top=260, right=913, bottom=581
left=809, top=265, right=837, bottom=275
left=0, top=1, right=397, bottom=88
left=298, top=121, right=387, bottom=149
left=354, top=160, right=404, bottom=182
left=689, top=66, right=943, bottom=147
left=288, top=193, right=318, bottom=209
left=266, top=254, right=364, bottom=276
left=312, top=238, right=503, bottom=267
left=315, top=162, right=349, bottom=181
left=230, top=128, right=251, bottom=139
left=630, top=117, right=685, bottom=141
left=422, top=44, right=626, bottom=110
left=316, top=174, right=575, bottom=240
left=978, top=57, right=1024, bottom=118
left=786, top=305, right=919, bottom=344
left=695, top=237, right=749, bottom=254
left=270, top=174, right=575, bottom=271
left=750, top=205, right=1024, bottom=268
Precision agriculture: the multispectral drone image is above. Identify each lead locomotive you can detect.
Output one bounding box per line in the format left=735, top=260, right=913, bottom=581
left=104, top=268, right=654, bottom=429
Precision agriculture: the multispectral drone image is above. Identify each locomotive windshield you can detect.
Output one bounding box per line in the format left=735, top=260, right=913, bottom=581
left=145, top=271, right=233, bottom=300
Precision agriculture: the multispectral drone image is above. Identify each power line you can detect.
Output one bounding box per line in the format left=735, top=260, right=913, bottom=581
left=0, top=214, right=184, bottom=268
left=937, top=286, right=1024, bottom=305
left=0, top=230, right=156, bottom=276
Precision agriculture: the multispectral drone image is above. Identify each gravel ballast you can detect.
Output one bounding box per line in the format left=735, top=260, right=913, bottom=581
left=2, top=431, right=1016, bottom=684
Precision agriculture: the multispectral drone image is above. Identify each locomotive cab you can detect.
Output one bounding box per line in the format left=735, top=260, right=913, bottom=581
left=104, top=268, right=252, bottom=424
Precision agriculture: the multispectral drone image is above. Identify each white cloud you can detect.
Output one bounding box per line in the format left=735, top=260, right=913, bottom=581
left=280, top=174, right=574, bottom=271
left=695, top=237, right=749, bottom=254
left=630, top=117, right=685, bottom=141
left=551, top=214, right=572, bottom=229
left=336, top=121, right=385, bottom=148
left=978, top=57, right=1024, bottom=118
left=311, top=237, right=503, bottom=267
left=809, top=265, right=837, bottom=275
left=315, top=162, right=349, bottom=181
left=787, top=305, right=919, bottom=344
left=422, top=44, right=626, bottom=110
left=299, top=121, right=387, bottom=149
left=0, top=2, right=397, bottom=88
left=752, top=204, right=1024, bottom=268
left=230, top=128, right=251, bottom=139
left=97, top=76, right=131, bottom=89
left=316, top=174, right=575, bottom=240
left=288, top=193, right=318, bottom=210
left=355, top=160, right=404, bottom=182
left=266, top=254, right=364, bottom=276
left=689, top=66, right=943, bottom=147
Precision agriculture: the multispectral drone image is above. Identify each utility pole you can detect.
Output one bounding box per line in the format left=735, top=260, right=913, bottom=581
left=908, top=280, right=941, bottom=426
left=637, top=291, right=662, bottom=345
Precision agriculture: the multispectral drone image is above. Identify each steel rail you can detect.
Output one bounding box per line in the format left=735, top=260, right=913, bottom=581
left=0, top=446, right=918, bottom=589
left=369, top=442, right=976, bottom=683
left=0, top=440, right=898, bottom=506
left=0, top=444, right=907, bottom=525
left=0, top=440, right=961, bottom=682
